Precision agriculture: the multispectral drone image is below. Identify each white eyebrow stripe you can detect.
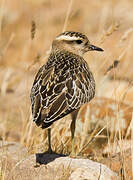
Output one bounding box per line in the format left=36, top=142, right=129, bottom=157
left=56, top=35, right=80, bottom=41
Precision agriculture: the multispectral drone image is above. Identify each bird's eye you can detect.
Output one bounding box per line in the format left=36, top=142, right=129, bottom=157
left=75, top=40, right=83, bottom=44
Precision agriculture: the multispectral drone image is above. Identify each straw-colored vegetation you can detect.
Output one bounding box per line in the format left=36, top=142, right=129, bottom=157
left=0, top=0, right=133, bottom=179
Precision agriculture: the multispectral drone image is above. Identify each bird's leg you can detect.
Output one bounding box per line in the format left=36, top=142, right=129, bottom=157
left=47, top=128, right=53, bottom=153
left=70, top=108, right=80, bottom=156
left=70, top=118, right=76, bottom=156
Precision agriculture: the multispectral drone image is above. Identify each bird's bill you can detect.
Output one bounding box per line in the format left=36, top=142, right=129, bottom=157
left=89, top=44, right=104, bottom=51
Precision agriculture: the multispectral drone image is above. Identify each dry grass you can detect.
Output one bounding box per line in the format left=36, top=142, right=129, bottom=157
left=0, top=0, right=133, bottom=179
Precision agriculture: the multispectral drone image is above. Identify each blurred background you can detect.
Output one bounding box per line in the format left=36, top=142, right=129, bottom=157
left=0, top=0, right=133, bottom=157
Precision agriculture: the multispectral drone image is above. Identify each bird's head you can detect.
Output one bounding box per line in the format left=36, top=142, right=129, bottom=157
left=52, top=31, right=103, bottom=56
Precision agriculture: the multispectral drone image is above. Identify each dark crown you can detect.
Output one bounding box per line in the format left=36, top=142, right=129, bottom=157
left=57, top=31, right=88, bottom=40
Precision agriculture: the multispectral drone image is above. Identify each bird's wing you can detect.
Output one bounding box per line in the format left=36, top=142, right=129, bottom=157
left=31, top=59, right=95, bottom=128
left=30, top=65, right=54, bottom=121
left=65, top=66, right=95, bottom=111
left=30, top=64, right=72, bottom=127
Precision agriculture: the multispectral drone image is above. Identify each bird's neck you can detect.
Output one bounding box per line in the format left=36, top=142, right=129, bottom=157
left=52, top=48, right=83, bottom=58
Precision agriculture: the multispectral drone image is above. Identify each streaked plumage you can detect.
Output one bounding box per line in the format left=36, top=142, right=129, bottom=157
left=30, top=31, right=103, bottom=154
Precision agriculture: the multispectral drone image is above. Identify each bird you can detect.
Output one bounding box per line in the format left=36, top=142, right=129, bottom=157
left=30, top=31, right=103, bottom=155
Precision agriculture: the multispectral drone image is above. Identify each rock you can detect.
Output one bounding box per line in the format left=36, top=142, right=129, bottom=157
left=0, top=141, right=28, bottom=161
left=101, top=147, right=133, bottom=179
left=103, top=139, right=132, bottom=155
left=9, top=153, right=119, bottom=180
left=0, top=141, right=28, bottom=179
left=97, top=78, right=133, bottom=105
left=77, top=97, right=133, bottom=139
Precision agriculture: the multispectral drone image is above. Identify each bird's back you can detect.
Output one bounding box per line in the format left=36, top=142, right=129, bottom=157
left=30, top=49, right=95, bottom=128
